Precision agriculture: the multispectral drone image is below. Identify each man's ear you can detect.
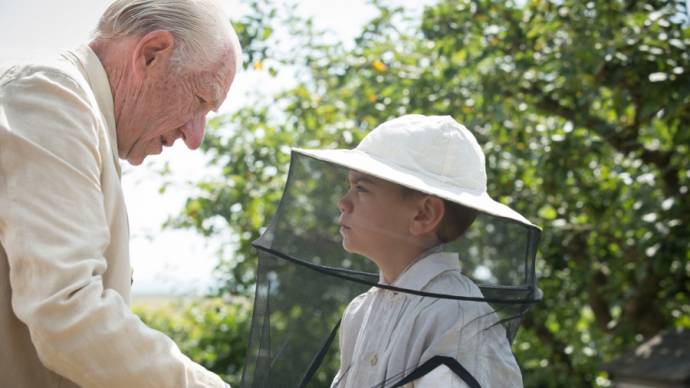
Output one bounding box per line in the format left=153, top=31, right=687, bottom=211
left=131, top=30, right=175, bottom=78
left=409, top=196, right=445, bottom=237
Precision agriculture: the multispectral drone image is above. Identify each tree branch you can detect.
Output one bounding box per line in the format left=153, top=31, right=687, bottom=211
left=588, top=270, right=614, bottom=332
left=525, top=88, right=680, bottom=194
left=565, top=230, right=616, bottom=333
left=622, top=272, right=667, bottom=337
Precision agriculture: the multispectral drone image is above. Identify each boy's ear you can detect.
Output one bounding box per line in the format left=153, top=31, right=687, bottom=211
left=131, top=30, right=175, bottom=79
left=408, top=196, right=445, bottom=237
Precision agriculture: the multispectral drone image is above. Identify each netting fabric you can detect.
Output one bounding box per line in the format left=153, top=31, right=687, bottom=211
left=240, top=150, right=541, bottom=388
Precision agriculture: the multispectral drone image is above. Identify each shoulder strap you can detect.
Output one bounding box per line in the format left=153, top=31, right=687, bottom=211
left=391, top=356, right=481, bottom=388
left=297, top=318, right=342, bottom=388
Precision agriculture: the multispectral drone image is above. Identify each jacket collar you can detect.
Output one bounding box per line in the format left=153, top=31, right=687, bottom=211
left=378, top=246, right=461, bottom=291
left=64, top=45, right=120, bottom=176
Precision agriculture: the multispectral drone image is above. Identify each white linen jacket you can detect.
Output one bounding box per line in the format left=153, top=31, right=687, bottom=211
left=0, top=46, right=226, bottom=387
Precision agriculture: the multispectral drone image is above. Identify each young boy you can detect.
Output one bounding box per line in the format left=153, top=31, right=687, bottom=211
left=296, top=114, right=535, bottom=387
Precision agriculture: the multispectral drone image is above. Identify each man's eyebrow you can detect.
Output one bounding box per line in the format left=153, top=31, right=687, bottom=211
left=205, top=84, right=225, bottom=112
left=210, top=99, right=222, bottom=112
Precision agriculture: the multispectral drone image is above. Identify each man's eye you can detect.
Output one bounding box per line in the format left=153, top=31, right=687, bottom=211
left=196, top=95, right=206, bottom=104
left=355, top=185, right=368, bottom=193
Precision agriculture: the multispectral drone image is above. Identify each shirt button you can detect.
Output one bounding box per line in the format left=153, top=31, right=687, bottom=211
left=370, top=353, right=378, bottom=366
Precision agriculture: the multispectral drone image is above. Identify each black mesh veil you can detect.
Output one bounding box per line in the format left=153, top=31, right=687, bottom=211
left=240, top=151, right=542, bottom=388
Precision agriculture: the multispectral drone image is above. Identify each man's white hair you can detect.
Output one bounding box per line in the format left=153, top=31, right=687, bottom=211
left=94, top=0, right=242, bottom=72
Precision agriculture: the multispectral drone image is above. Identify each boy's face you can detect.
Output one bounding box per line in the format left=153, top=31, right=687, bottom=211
left=337, top=170, right=418, bottom=260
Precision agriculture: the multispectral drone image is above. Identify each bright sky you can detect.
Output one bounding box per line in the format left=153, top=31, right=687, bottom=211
left=0, top=0, right=408, bottom=297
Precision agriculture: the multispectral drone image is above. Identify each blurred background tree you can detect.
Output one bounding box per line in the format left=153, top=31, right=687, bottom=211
left=139, top=0, right=690, bottom=386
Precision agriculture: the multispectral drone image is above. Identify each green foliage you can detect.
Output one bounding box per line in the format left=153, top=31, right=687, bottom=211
left=164, top=0, right=690, bottom=386
left=133, top=298, right=252, bottom=386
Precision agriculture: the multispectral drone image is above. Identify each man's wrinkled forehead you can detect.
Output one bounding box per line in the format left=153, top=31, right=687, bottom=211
left=191, top=42, right=238, bottom=104
left=197, top=60, right=235, bottom=111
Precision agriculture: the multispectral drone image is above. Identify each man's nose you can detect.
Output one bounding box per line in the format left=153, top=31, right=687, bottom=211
left=180, top=112, right=206, bottom=150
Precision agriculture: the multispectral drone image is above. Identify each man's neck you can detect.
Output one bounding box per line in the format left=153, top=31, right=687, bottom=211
left=89, top=39, right=130, bottom=90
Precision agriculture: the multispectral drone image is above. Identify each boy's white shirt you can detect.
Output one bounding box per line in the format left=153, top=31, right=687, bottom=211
left=331, top=251, right=523, bottom=388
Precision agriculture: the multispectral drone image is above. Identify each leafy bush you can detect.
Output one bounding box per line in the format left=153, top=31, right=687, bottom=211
left=133, top=297, right=252, bottom=386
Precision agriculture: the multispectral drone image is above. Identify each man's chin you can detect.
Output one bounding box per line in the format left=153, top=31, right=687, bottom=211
left=125, top=154, right=146, bottom=166
left=125, top=146, right=161, bottom=166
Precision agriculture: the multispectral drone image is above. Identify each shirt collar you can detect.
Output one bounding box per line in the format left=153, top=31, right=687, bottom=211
left=64, top=45, right=121, bottom=177
left=382, top=248, right=461, bottom=291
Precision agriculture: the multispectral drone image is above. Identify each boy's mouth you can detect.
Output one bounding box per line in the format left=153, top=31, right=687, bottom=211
left=338, top=216, right=350, bottom=229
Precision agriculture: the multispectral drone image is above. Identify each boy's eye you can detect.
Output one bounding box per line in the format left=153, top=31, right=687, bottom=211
left=355, top=185, right=368, bottom=193
left=196, top=95, right=206, bottom=105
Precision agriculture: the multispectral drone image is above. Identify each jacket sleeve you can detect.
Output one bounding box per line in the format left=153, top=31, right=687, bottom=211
left=0, top=68, right=227, bottom=387
left=330, top=291, right=371, bottom=387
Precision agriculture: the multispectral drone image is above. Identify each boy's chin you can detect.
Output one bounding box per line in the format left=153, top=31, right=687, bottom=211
left=341, top=241, right=353, bottom=253
left=342, top=243, right=372, bottom=261
left=341, top=241, right=359, bottom=255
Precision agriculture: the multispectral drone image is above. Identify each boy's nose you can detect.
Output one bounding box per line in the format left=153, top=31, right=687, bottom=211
left=338, top=193, right=352, bottom=213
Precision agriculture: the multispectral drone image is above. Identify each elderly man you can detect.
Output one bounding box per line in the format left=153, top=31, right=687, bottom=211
left=0, top=1, right=241, bottom=387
